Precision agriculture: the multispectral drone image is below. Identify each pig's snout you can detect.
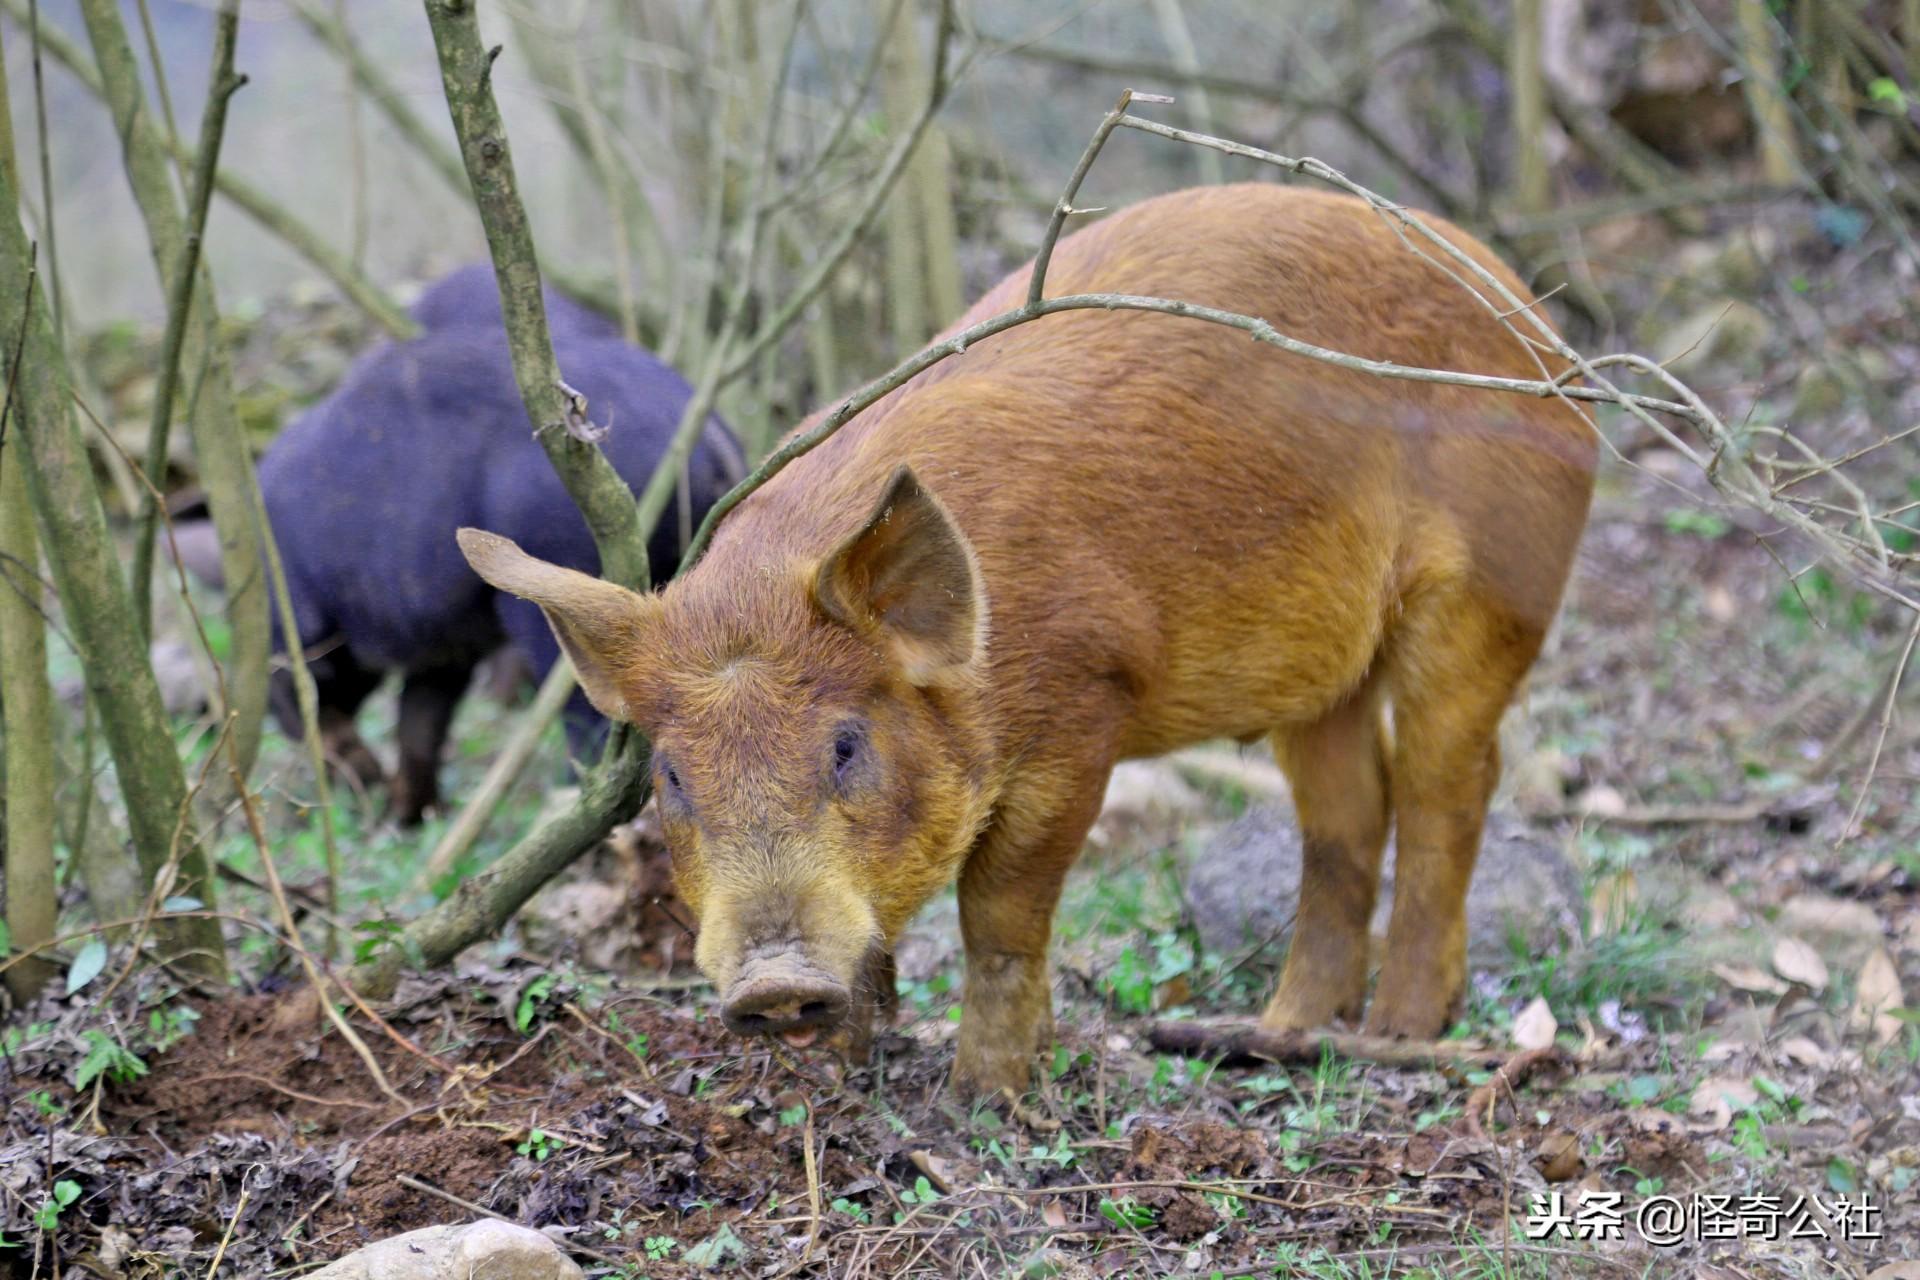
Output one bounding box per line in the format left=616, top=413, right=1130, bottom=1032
left=722, top=955, right=851, bottom=1039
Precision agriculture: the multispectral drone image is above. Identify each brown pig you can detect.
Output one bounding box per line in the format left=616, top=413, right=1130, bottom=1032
left=457, top=184, right=1596, bottom=1097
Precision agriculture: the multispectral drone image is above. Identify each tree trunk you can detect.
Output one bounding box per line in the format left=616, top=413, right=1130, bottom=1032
left=1736, top=0, right=1803, bottom=186
left=0, top=44, right=57, bottom=1001
left=1507, top=0, right=1551, bottom=214
left=0, top=143, right=226, bottom=980
left=419, top=0, right=653, bottom=595
left=76, top=0, right=271, bottom=782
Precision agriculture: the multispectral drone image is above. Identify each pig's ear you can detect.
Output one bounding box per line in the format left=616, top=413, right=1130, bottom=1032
left=456, top=528, right=658, bottom=720
left=812, top=466, right=986, bottom=685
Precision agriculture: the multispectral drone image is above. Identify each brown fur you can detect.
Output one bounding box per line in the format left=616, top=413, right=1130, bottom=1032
left=459, top=184, right=1597, bottom=1096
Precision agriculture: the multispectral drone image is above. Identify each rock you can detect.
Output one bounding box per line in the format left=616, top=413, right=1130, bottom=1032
left=1708, top=228, right=1777, bottom=294
left=1659, top=300, right=1772, bottom=375
left=150, top=641, right=210, bottom=717
left=56, top=642, right=205, bottom=717
left=1089, top=759, right=1207, bottom=850
left=307, top=1220, right=582, bottom=1280
left=1184, top=807, right=1581, bottom=963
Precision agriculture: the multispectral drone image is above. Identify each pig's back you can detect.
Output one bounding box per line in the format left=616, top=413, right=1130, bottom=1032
left=710, top=183, right=1596, bottom=752
left=261, top=328, right=737, bottom=668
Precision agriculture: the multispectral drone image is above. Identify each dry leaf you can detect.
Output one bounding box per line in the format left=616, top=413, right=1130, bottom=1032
left=908, top=1150, right=955, bottom=1194
left=1688, top=1075, right=1759, bottom=1131
left=1588, top=870, right=1638, bottom=936
left=1778, top=893, right=1881, bottom=942
left=1867, top=1265, right=1920, bottom=1280
left=1851, top=948, right=1905, bottom=1046
left=1626, top=1107, right=1685, bottom=1134
left=1712, top=963, right=1788, bottom=996
left=1513, top=997, right=1559, bottom=1051
left=1778, top=1036, right=1833, bottom=1069
left=1771, top=937, right=1829, bottom=992
left=1534, top=1131, right=1583, bottom=1182
left=1041, top=1200, right=1068, bottom=1228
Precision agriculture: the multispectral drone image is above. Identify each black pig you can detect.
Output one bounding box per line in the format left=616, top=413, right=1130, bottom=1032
left=173, top=269, right=744, bottom=824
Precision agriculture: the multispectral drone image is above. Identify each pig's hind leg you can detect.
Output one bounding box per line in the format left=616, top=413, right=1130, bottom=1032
left=1259, top=680, right=1392, bottom=1032
left=389, top=661, right=477, bottom=825
left=279, top=646, right=385, bottom=798
left=1366, top=591, right=1541, bottom=1039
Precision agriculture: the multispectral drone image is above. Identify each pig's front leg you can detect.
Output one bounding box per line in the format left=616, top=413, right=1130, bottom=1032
left=952, top=759, right=1112, bottom=1098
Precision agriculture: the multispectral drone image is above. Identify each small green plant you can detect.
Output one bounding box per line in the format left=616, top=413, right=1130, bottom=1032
left=830, top=1196, right=870, bottom=1223
left=896, top=969, right=954, bottom=1012
left=515, top=973, right=560, bottom=1034
left=605, top=1011, right=650, bottom=1063
left=1027, top=1141, right=1077, bottom=1170
left=28, top=1091, right=62, bottom=1119
left=146, top=1003, right=199, bottom=1052
left=1869, top=76, right=1910, bottom=111
left=644, top=1235, right=677, bottom=1261
left=33, top=1181, right=81, bottom=1232
left=1097, top=1197, right=1157, bottom=1229
left=352, top=918, right=405, bottom=965
left=73, top=1031, right=147, bottom=1091
left=1663, top=508, right=1731, bottom=539
left=1102, top=932, right=1195, bottom=1015
left=1206, top=1190, right=1249, bottom=1222
left=516, top=1128, right=562, bottom=1161
left=900, top=1176, right=941, bottom=1205
left=1046, top=1042, right=1092, bottom=1081
left=778, top=1104, right=808, bottom=1127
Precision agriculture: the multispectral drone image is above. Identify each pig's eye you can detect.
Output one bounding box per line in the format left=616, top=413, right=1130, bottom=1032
left=830, top=726, right=864, bottom=784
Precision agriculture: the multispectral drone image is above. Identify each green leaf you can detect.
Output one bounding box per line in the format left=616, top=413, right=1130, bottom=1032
left=515, top=973, right=559, bottom=1034
left=1826, top=1157, right=1858, bottom=1193
left=67, top=939, right=108, bottom=993
left=1097, top=1197, right=1157, bottom=1229
left=53, top=1181, right=80, bottom=1209
left=1663, top=509, right=1731, bottom=539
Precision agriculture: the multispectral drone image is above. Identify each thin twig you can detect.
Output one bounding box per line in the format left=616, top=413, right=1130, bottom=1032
left=131, top=0, right=246, bottom=636
left=1145, top=1020, right=1515, bottom=1070
left=718, top=0, right=966, bottom=382
left=1840, top=612, right=1920, bottom=842
left=26, top=0, right=62, bottom=340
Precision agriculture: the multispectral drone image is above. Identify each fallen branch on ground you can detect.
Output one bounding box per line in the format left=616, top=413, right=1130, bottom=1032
left=1147, top=1020, right=1512, bottom=1070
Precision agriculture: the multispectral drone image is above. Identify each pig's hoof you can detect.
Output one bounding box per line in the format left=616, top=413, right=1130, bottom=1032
left=1260, top=986, right=1363, bottom=1033
left=1361, top=993, right=1454, bottom=1041
left=949, top=1047, right=1034, bottom=1102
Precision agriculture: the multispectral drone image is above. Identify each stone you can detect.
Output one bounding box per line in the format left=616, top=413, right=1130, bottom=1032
left=1184, top=807, right=1582, bottom=964
left=150, top=641, right=210, bottom=717
left=1088, top=759, right=1208, bottom=850
left=306, top=1220, right=582, bottom=1280
left=1658, top=300, right=1773, bottom=374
